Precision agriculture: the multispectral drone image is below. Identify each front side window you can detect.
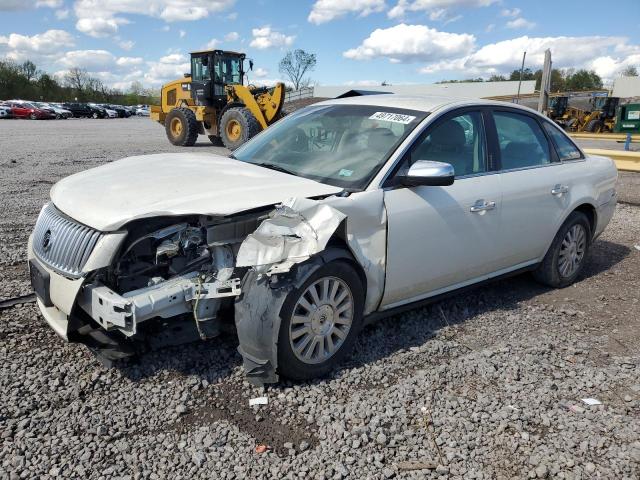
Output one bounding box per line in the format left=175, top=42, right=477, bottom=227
left=407, top=111, right=486, bottom=177
left=543, top=122, right=582, bottom=161
left=233, top=105, right=427, bottom=190
left=494, top=111, right=551, bottom=170
left=214, top=56, right=242, bottom=85
left=191, top=56, right=209, bottom=82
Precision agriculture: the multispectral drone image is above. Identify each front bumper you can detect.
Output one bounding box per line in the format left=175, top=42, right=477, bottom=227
left=27, top=235, right=85, bottom=340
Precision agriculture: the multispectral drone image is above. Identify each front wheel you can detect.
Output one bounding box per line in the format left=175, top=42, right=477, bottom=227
left=29, top=113, right=37, bottom=120
left=219, top=107, right=261, bottom=150
left=533, top=211, right=591, bottom=288
left=278, top=261, right=364, bottom=381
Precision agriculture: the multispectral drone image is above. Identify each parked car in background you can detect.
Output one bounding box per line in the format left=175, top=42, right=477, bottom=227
left=4, top=100, right=54, bottom=119
left=27, top=95, right=617, bottom=384
left=34, top=102, right=72, bottom=119
left=0, top=104, right=14, bottom=118
left=106, top=104, right=131, bottom=118
left=104, top=107, right=118, bottom=118
left=136, top=106, right=150, bottom=116
left=62, top=103, right=106, bottom=119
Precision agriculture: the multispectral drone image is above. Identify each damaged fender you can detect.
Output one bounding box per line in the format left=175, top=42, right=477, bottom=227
left=234, top=190, right=387, bottom=384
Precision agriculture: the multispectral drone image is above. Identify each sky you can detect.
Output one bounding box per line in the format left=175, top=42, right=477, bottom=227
left=1, top=0, right=639, bottom=92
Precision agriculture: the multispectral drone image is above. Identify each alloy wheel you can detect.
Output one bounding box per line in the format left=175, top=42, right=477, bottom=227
left=289, top=276, right=354, bottom=365
left=558, top=224, right=586, bottom=278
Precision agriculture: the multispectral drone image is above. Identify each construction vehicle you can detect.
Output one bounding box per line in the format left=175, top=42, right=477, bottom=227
left=553, top=96, right=620, bottom=133
left=151, top=50, right=285, bottom=149
left=613, top=103, right=640, bottom=134
left=545, top=96, right=569, bottom=121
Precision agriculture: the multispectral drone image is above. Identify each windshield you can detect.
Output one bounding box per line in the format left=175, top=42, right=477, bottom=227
left=233, top=104, right=427, bottom=189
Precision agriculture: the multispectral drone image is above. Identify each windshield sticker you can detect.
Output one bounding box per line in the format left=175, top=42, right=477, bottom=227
left=339, top=169, right=354, bottom=177
left=369, top=111, right=416, bottom=124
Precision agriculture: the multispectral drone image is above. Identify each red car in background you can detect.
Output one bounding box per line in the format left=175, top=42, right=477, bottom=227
left=4, top=101, right=54, bottom=119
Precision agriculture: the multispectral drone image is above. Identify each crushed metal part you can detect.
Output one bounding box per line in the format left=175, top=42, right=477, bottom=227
left=0, top=293, right=36, bottom=310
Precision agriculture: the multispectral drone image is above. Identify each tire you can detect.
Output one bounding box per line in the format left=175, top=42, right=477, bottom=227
left=208, top=135, right=224, bottom=146
left=277, top=260, right=364, bottom=381
left=29, top=113, right=37, bottom=120
left=165, top=108, right=199, bottom=146
left=533, top=211, right=592, bottom=288
left=219, top=107, right=261, bottom=150
left=586, top=119, right=603, bottom=133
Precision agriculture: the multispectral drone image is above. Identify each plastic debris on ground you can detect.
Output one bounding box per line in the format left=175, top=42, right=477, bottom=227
left=581, top=398, right=603, bottom=406
left=249, top=396, right=269, bottom=406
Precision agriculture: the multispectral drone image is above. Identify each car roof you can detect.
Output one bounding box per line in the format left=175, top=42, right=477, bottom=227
left=315, top=94, right=541, bottom=116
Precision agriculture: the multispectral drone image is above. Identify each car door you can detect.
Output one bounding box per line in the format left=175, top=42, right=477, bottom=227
left=380, top=108, right=503, bottom=309
left=10, top=102, right=28, bottom=118
left=491, top=108, right=574, bottom=267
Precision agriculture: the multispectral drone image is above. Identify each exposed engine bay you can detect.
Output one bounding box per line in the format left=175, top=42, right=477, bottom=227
left=77, top=212, right=264, bottom=340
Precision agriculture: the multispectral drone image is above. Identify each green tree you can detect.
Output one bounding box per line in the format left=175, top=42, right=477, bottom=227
left=278, top=49, right=317, bottom=91
left=509, top=67, right=535, bottom=81
left=565, top=69, right=603, bottom=91
left=488, top=74, right=507, bottom=81
left=19, top=60, right=39, bottom=81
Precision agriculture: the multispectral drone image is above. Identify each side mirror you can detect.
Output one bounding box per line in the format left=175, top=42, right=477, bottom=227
left=249, top=60, right=254, bottom=71
left=397, top=160, right=455, bottom=187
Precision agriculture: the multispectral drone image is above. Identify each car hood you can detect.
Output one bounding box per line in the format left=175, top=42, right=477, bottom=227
left=50, top=152, right=343, bottom=231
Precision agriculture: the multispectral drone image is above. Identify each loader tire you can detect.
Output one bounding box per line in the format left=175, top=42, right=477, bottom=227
left=165, top=108, right=199, bottom=146
left=208, top=135, right=224, bottom=146
left=586, top=119, right=604, bottom=133
left=219, top=107, right=261, bottom=151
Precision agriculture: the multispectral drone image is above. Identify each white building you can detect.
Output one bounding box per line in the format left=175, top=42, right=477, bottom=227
left=314, top=80, right=537, bottom=99
left=612, top=76, right=640, bottom=98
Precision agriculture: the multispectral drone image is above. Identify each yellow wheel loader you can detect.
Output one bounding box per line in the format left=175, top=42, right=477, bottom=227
left=151, top=50, right=285, bottom=149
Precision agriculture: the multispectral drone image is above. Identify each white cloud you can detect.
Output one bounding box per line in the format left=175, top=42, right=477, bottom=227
left=54, top=8, right=69, bottom=19
left=0, top=0, right=62, bottom=9
left=506, top=17, right=536, bottom=30
left=116, top=56, right=143, bottom=67
left=308, top=0, right=386, bottom=25
left=205, top=38, right=219, bottom=49
left=179, top=30, right=186, bottom=38
left=388, top=0, right=497, bottom=19
left=0, top=29, right=75, bottom=62
left=485, top=23, right=495, bottom=33
left=253, top=67, right=268, bottom=78
left=143, top=52, right=190, bottom=86
left=500, top=7, right=520, bottom=17
left=249, top=26, right=295, bottom=50
left=224, top=31, right=239, bottom=42
left=76, top=17, right=123, bottom=38
left=343, top=23, right=475, bottom=63
left=36, top=0, right=62, bottom=7
left=417, top=35, right=640, bottom=82
left=72, top=0, right=235, bottom=38
left=58, top=49, right=116, bottom=70
left=118, top=39, right=135, bottom=50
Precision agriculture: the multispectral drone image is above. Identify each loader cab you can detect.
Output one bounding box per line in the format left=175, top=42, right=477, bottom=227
left=591, top=96, right=619, bottom=119
left=190, top=50, right=246, bottom=107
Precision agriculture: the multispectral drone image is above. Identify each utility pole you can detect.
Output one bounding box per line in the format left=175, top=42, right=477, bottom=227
left=516, top=51, right=526, bottom=104
left=537, top=49, right=552, bottom=113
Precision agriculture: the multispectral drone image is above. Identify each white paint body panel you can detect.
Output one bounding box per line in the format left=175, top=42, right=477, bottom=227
left=50, top=153, right=342, bottom=231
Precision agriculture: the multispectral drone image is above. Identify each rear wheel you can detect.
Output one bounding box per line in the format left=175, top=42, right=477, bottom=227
left=219, top=107, right=261, bottom=150
left=277, top=261, right=364, bottom=381
left=533, top=211, right=591, bottom=288
left=165, top=108, right=199, bottom=146
left=29, top=113, right=37, bottom=120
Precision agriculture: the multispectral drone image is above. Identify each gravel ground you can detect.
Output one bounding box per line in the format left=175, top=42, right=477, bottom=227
left=1, top=117, right=639, bottom=479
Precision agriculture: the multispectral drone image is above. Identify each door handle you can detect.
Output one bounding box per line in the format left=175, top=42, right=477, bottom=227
left=470, top=200, right=496, bottom=213
left=551, top=184, right=569, bottom=196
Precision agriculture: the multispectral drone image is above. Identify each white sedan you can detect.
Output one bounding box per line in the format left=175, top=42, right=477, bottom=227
left=28, top=95, right=617, bottom=384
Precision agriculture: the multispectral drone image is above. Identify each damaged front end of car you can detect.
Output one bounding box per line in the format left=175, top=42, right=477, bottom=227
left=30, top=191, right=387, bottom=385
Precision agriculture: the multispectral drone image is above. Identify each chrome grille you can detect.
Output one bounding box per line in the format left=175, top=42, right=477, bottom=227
left=32, top=203, right=104, bottom=278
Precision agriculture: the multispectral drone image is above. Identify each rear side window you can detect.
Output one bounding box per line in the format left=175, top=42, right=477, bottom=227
left=494, top=111, right=551, bottom=170
left=543, top=122, right=582, bottom=161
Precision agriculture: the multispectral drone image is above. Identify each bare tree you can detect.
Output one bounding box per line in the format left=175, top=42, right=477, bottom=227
left=621, top=65, right=638, bottom=77
left=19, top=60, right=39, bottom=81
left=64, top=67, right=90, bottom=92
left=278, top=49, right=316, bottom=91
